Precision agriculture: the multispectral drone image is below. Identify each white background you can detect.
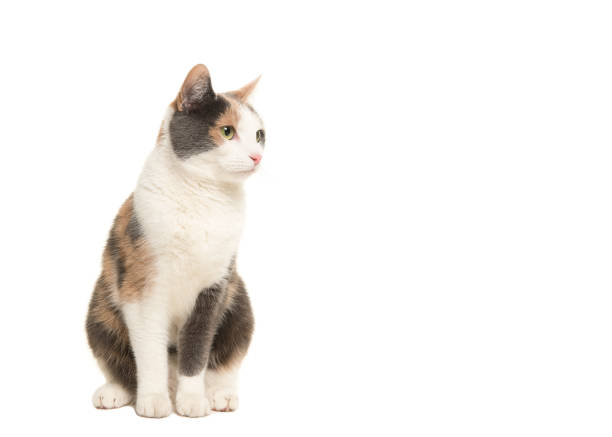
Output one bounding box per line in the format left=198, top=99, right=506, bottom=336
left=0, top=1, right=610, bottom=435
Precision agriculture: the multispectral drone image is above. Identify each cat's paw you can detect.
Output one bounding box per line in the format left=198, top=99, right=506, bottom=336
left=176, top=392, right=211, bottom=418
left=135, top=393, right=172, bottom=418
left=208, top=388, right=239, bottom=412
left=92, top=382, right=132, bottom=409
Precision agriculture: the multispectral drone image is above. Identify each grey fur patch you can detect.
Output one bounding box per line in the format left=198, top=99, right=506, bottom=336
left=169, top=95, right=230, bottom=160
left=126, top=213, right=142, bottom=242
left=178, top=283, right=227, bottom=376
left=86, top=277, right=137, bottom=393
left=106, top=232, right=126, bottom=288
left=208, top=274, right=254, bottom=369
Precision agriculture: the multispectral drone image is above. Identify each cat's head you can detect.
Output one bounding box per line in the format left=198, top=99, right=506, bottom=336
left=162, top=64, right=265, bottom=183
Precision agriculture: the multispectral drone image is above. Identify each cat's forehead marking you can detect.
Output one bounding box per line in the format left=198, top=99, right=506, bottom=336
left=216, top=97, right=241, bottom=129
left=236, top=104, right=263, bottom=137
left=223, top=93, right=262, bottom=125
left=208, top=97, right=241, bottom=146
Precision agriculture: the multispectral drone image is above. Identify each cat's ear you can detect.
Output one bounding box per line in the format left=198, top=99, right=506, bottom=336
left=176, top=64, right=215, bottom=112
left=230, top=76, right=261, bottom=102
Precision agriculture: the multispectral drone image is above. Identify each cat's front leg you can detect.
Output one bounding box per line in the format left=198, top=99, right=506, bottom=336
left=175, top=284, right=225, bottom=417
left=122, top=296, right=172, bottom=418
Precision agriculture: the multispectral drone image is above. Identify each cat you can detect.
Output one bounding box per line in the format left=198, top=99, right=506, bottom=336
left=86, top=64, right=264, bottom=418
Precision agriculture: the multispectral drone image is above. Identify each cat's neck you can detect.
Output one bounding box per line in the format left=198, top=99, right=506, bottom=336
left=136, top=144, right=245, bottom=208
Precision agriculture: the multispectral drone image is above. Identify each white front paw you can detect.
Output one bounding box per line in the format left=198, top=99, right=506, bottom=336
left=136, top=393, right=172, bottom=418
left=176, top=392, right=211, bottom=417
left=208, top=388, right=239, bottom=412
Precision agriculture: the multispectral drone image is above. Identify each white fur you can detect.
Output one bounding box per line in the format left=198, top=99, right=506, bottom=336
left=122, top=296, right=172, bottom=417
left=206, top=364, right=241, bottom=411
left=181, top=104, right=265, bottom=181
left=136, top=393, right=172, bottom=418
left=114, top=103, right=262, bottom=417
left=176, top=371, right=211, bottom=417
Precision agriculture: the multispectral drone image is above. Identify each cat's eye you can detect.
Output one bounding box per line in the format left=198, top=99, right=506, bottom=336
left=221, top=126, right=235, bottom=140
left=256, top=129, right=265, bottom=144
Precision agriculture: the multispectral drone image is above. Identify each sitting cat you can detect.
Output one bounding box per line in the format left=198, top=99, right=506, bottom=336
left=86, top=64, right=264, bottom=418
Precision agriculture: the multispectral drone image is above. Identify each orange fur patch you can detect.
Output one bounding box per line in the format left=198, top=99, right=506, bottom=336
left=208, top=98, right=241, bottom=145
left=88, top=277, right=124, bottom=334
left=102, top=195, right=155, bottom=302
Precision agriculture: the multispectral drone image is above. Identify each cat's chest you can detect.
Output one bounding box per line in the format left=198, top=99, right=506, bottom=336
left=137, top=191, right=245, bottom=291
left=168, top=203, right=244, bottom=263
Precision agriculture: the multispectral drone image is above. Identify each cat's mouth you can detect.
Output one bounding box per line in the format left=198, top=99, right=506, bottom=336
left=233, top=167, right=257, bottom=175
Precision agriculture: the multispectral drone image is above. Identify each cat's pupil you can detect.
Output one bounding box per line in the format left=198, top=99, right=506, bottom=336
left=224, top=127, right=230, bottom=135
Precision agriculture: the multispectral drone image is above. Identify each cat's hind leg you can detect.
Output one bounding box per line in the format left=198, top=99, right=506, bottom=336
left=92, top=360, right=133, bottom=409
left=93, top=383, right=132, bottom=409
left=86, top=278, right=137, bottom=410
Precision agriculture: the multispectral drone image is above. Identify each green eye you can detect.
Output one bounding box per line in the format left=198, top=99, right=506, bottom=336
left=256, top=129, right=265, bottom=144
left=221, top=126, right=235, bottom=140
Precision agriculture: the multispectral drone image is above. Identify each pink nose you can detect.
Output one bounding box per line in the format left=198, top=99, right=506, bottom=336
left=250, top=154, right=262, bottom=165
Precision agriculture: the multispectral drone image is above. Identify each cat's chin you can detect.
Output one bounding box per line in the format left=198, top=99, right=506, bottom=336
left=233, top=168, right=257, bottom=176
left=180, top=163, right=255, bottom=184
left=221, top=168, right=258, bottom=182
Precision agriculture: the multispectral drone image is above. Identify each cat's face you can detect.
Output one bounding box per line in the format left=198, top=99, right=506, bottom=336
left=166, top=65, right=265, bottom=183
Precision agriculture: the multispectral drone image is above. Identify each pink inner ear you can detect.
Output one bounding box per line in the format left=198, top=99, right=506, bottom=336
left=233, top=76, right=261, bottom=102
left=177, top=64, right=213, bottom=111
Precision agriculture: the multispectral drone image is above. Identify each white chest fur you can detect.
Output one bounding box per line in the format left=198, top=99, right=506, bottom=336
left=133, top=145, right=246, bottom=324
